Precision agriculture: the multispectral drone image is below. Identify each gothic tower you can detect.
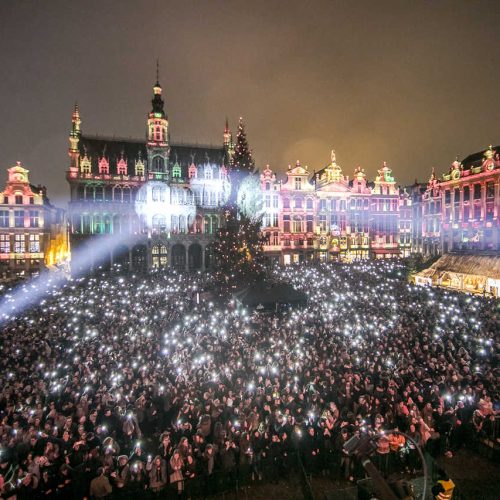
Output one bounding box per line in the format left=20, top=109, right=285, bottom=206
left=146, top=65, right=170, bottom=180
left=68, top=103, right=81, bottom=174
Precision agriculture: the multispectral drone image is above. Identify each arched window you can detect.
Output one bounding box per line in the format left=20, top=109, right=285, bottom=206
left=292, top=216, right=302, bottom=233
left=152, top=214, right=166, bottom=232
left=187, top=214, right=195, bottom=233
left=152, top=156, right=164, bottom=171
left=152, top=186, right=161, bottom=202
left=204, top=165, right=213, bottom=180
left=178, top=215, right=186, bottom=234
left=104, top=215, right=112, bottom=233
left=93, top=215, right=103, bottom=234
left=171, top=215, right=179, bottom=233
left=211, top=216, right=219, bottom=234
left=113, top=187, right=122, bottom=202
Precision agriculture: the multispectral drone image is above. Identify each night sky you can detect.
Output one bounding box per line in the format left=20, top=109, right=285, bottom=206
left=1, top=0, right=499, bottom=205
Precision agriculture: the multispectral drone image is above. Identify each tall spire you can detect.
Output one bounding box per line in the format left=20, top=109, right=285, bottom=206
left=147, top=61, right=169, bottom=173
left=151, top=61, right=165, bottom=118
left=71, top=102, right=81, bottom=136
left=223, top=118, right=234, bottom=166
left=68, top=103, right=81, bottom=171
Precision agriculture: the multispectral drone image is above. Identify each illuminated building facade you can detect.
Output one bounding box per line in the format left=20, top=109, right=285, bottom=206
left=406, top=181, right=426, bottom=255
left=399, top=188, right=413, bottom=258
left=0, top=163, right=68, bottom=279
left=66, top=77, right=498, bottom=270
left=261, top=151, right=404, bottom=263
left=422, top=145, right=500, bottom=255
left=67, top=77, right=231, bottom=273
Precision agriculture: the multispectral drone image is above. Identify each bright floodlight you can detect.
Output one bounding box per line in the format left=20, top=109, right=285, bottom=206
left=135, top=181, right=196, bottom=232
left=236, top=174, right=264, bottom=222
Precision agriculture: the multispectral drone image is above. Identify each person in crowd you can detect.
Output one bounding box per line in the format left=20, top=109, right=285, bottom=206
left=89, top=467, right=112, bottom=499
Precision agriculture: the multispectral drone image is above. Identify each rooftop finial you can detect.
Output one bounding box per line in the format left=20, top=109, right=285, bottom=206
left=156, top=59, right=160, bottom=85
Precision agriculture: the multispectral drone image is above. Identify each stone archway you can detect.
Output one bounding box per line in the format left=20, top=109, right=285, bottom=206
left=204, top=243, right=214, bottom=270
left=132, top=244, right=147, bottom=273
left=188, top=243, right=203, bottom=271
left=171, top=244, right=186, bottom=271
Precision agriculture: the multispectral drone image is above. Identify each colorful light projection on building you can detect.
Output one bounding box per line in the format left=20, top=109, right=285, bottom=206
left=135, top=181, right=197, bottom=233
left=236, top=174, right=264, bottom=222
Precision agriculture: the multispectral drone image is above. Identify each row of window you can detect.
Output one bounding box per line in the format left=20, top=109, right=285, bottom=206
left=87, top=155, right=228, bottom=181
left=280, top=198, right=398, bottom=212
left=76, top=185, right=226, bottom=207
left=0, top=210, right=39, bottom=228
left=270, top=235, right=397, bottom=248
left=444, top=182, right=495, bottom=204
left=443, top=205, right=495, bottom=222
left=81, top=159, right=145, bottom=177
left=2, top=195, right=36, bottom=205
left=76, top=186, right=133, bottom=202
left=0, top=234, right=40, bottom=254
left=73, top=214, right=221, bottom=235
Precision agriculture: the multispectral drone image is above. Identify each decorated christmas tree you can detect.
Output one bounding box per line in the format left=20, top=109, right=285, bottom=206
left=228, top=117, right=256, bottom=204
left=214, top=208, right=266, bottom=285
left=214, top=118, right=265, bottom=285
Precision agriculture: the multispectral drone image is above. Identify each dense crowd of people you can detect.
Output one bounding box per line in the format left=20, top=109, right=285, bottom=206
left=0, top=261, right=498, bottom=499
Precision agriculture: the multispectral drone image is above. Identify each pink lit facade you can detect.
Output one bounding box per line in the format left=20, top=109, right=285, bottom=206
left=422, top=145, right=500, bottom=255
left=261, top=151, right=406, bottom=263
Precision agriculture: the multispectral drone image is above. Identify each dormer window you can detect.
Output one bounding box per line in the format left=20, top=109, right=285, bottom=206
left=152, top=156, right=164, bottom=172
left=80, top=156, right=91, bottom=175
left=135, top=160, right=145, bottom=176
left=172, top=164, right=182, bottom=178
left=15, top=195, right=23, bottom=204
left=188, top=164, right=197, bottom=179
left=117, top=158, right=127, bottom=175
left=295, top=177, right=302, bottom=190
left=98, top=157, right=109, bottom=174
